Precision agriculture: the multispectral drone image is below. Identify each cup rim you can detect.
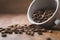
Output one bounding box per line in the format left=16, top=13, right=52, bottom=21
left=27, top=0, right=59, bottom=25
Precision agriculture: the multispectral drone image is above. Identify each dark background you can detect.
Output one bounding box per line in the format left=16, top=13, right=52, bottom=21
left=0, top=0, right=32, bottom=13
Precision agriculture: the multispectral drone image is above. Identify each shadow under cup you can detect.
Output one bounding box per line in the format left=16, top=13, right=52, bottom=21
left=27, top=0, right=59, bottom=25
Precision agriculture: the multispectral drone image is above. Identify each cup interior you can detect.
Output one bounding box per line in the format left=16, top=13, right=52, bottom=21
left=27, top=0, right=59, bottom=25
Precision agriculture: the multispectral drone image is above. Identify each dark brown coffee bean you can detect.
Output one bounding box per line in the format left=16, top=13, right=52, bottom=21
left=24, top=24, right=27, bottom=27
left=38, top=32, right=43, bottom=35
left=9, top=25, right=14, bottom=28
left=7, top=31, right=13, bottom=34
left=6, top=28, right=11, bottom=30
left=14, top=31, right=19, bottom=34
left=47, top=38, right=51, bottom=40
left=1, top=31, right=6, bottom=34
left=5, top=30, right=13, bottom=34
left=0, top=28, right=3, bottom=32
left=1, top=34, right=7, bottom=37
left=19, top=31, right=23, bottom=34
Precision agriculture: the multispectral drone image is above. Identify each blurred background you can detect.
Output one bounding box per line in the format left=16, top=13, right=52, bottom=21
left=0, top=0, right=32, bottom=13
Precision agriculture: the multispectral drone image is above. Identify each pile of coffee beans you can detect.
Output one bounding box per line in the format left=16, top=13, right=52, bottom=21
left=0, top=24, right=54, bottom=37
left=32, top=8, right=55, bottom=23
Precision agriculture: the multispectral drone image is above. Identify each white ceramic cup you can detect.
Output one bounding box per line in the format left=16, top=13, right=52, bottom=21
left=27, top=0, right=59, bottom=26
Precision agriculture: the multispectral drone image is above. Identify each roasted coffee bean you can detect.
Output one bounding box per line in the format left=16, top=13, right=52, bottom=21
left=1, top=31, right=6, bottom=34
left=1, top=34, right=7, bottom=37
left=24, top=24, right=27, bottom=27
left=19, top=31, right=23, bottom=34
left=14, top=31, right=19, bottom=34
left=8, top=25, right=14, bottom=28
left=5, top=30, right=13, bottom=34
left=0, top=28, right=3, bottom=32
left=7, top=31, right=13, bottom=34
left=47, top=38, right=51, bottom=40
left=1, top=31, right=7, bottom=37
left=6, top=28, right=11, bottom=30
left=0, top=24, right=55, bottom=37
left=38, top=32, right=43, bottom=35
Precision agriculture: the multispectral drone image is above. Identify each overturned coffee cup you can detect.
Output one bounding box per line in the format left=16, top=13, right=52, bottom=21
left=27, top=0, right=59, bottom=26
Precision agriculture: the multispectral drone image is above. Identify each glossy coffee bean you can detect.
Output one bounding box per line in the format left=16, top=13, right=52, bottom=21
left=1, top=34, right=7, bottom=37
left=38, top=32, right=43, bottom=35
left=47, top=38, right=51, bottom=40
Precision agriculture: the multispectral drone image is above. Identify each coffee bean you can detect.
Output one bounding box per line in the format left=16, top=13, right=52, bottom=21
left=47, top=38, right=51, bottom=40
left=19, top=31, right=23, bottom=34
left=9, top=25, right=14, bottom=28
left=1, top=31, right=7, bottom=37
left=14, top=31, right=19, bottom=34
left=24, top=24, right=27, bottom=27
left=1, top=34, right=7, bottom=37
left=38, top=32, right=43, bottom=35
left=0, top=28, right=3, bottom=32
left=5, top=30, right=13, bottom=34
left=6, top=28, right=11, bottom=30
left=1, top=31, right=6, bottom=34
left=0, top=24, right=55, bottom=37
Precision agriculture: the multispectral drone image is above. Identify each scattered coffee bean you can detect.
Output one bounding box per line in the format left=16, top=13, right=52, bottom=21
left=0, top=28, right=3, bottom=32
left=6, top=31, right=13, bottom=34
left=8, top=25, right=14, bottom=28
left=19, top=31, right=23, bottom=34
left=47, top=38, right=51, bottom=40
left=6, top=28, right=11, bottom=30
left=14, top=30, right=19, bottom=34
left=1, top=31, right=6, bottom=34
left=38, top=32, right=42, bottom=35
left=0, top=24, right=55, bottom=37
left=1, top=34, right=7, bottom=37
left=14, top=31, right=19, bottom=34
left=24, top=24, right=27, bottom=27
left=1, top=31, right=7, bottom=37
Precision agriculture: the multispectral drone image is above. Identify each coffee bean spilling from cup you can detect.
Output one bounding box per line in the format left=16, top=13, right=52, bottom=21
left=32, top=8, right=55, bottom=23
left=0, top=24, right=54, bottom=37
